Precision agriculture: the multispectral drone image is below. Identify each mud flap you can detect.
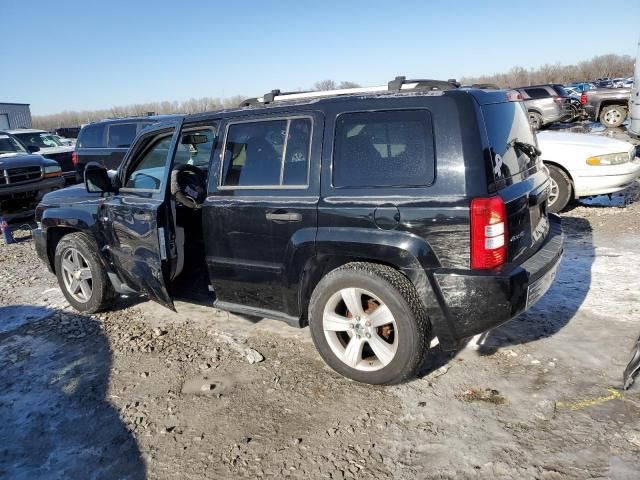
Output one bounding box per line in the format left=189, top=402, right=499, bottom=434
left=623, top=335, right=640, bottom=390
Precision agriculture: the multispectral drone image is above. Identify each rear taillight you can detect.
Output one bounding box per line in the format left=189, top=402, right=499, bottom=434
left=580, top=93, right=587, bottom=105
left=470, top=196, right=507, bottom=270
left=552, top=96, right=564, bottom=104
left=71, top=151, right=77, bottom=166
left=506, top=90, right=522, bottom=101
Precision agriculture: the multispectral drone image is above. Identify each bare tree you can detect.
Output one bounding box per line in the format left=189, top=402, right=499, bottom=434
left=338, top=81, right=361, bottom=89
left=314, top=79, right=338, bottom=91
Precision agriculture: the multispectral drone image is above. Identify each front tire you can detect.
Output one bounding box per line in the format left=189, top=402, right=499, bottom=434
left=54, top=232, right=117, bottom=313
left=308, top=262, right=429, bottom=385
left=599, top=105, right=627, bottom=128
left=547, top=165, right=572, bottom=214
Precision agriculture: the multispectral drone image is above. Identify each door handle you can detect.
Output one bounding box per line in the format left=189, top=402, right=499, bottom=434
left=265, top=212, right=302, bottom=222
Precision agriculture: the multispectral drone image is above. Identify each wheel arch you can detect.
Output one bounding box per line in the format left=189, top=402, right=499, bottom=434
left=597, top=100, right=628, bottom=118
left=296, top=228, right=444, bottom=334
left=41, top=207, right=102, bottom=273
left=45, top=225, right=84, bottom=272
left=544, top=161, right=576, bottom=199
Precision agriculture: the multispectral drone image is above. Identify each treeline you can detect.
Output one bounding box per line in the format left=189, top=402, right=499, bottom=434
left=33, top=53, right=634, bottom=130
left=32, top=96, right=246, bottom=131
left=460, top=54, right=634, bottom=88
left=32, top=79, right=362, bottom=131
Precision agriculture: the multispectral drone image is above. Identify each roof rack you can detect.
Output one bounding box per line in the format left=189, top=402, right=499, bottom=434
left=239, top=76, right=460, bottom=107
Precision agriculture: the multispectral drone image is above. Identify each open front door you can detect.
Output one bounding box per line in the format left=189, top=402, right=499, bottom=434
left=100, top=119, right=183, bottom=310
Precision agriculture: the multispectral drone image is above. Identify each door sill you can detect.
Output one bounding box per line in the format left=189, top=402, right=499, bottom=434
left=214, top=300, right=302, bottom=328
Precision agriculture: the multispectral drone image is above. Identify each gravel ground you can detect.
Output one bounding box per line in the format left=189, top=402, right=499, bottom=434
left=1, top=139, right=640, bottom=478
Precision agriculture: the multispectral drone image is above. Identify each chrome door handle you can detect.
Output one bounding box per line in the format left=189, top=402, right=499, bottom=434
left=265, top=212, right=302, bottom=222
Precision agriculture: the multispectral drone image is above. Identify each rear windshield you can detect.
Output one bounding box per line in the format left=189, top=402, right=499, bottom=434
left=482, top=102, right=539, bottom=180
left=551, top=85, right=569, bottom=97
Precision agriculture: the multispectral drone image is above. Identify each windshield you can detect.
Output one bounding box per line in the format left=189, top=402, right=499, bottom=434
left=14, top=132, right=63, bottom=148
left=0, top=134, right=29, bottom=154
left=175, top=128, right=216, bottom=167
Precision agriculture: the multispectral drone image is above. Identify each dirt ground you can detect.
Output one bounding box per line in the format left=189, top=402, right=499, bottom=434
left=1, top=131, right=640, bottom=479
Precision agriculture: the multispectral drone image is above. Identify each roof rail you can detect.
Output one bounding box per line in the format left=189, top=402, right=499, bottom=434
left=239, top=76, right=460, bottom=107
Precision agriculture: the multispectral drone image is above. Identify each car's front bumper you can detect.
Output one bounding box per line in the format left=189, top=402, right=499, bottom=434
left=32, top=226, right=52, bottom=272
left=0, top=177, right=65, bottom=203
left=428, top=215, right=564, bottom=349
left=573, top=158, right=640, bottom=197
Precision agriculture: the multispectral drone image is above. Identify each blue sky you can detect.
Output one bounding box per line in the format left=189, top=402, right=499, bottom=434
left=4, top=0, right=639, bottom=115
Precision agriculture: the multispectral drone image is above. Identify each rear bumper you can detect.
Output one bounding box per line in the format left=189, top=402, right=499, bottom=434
left=428, top=215, right=564, bottom=349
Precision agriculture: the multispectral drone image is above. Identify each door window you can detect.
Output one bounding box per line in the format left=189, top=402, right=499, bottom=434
left=333, top=110, right=435, bottom=188
left=107, top=123, right=138, bottom=148
left=77, top=124, right=106, bottom=148
left=220, top=117, right=312, bottom=188
left=123, top=135, right=173, bottom=191
left=524, top=88, right=550, bottom=99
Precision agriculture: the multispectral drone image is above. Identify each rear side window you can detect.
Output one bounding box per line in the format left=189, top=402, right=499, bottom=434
left=482, top=102, right=539, bottom=179
left=524, top=88, right=550, bottom=99
left=77, top=124, right=106, bottom=148
left=107, top=123, right=138, bottom=148
left=221, top=118, right=311, bottom=187
left=333, top=110, right=434, bottom=188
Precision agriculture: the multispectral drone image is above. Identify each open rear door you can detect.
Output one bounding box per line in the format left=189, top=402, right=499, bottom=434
left=100, top=118, right=184, bottom=310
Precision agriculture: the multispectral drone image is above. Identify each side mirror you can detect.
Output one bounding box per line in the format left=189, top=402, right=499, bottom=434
left=85, top=162, right=116, bottom=193
left=27, top=145, right=40, bottom=153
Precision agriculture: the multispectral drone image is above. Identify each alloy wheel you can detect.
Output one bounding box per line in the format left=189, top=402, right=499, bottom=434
left=60, top=247, right=93, bottom=303
left=322, top=288, right=398, bottom=372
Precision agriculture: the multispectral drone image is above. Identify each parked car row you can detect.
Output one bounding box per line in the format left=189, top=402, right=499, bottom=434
left=513, top=77, right=633, bottom=130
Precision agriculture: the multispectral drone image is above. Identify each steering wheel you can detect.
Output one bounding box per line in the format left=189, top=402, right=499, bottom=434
left=170, top=164, right=207, bottom=208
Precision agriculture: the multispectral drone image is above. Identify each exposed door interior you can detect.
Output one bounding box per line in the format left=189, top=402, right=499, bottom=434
left=163, top=124, right=218, bottom=304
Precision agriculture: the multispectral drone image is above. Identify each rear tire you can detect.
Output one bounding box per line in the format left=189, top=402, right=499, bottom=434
left=308, top=262, right=429, bottom=385
left=547, top=165, right=572, bottom=214
left=529, top=111, right=543, bottom=131
left=54, top=232, right=117, bottom=313
left=599, top=105, right=627, bottom=128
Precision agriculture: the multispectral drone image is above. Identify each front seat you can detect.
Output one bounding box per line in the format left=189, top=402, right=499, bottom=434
left=239, top=137, right=281, bottom=185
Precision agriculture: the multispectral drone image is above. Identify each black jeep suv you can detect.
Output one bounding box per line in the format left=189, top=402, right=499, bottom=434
left=33, top=77, right=563, bottom=385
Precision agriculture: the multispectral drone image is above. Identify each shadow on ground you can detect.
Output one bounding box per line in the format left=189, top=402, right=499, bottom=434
left=0, top=305, right=145, bottom=480
left=477, top=216, right=594, bottom=354
left=415, top=216, right=595, bottom=378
